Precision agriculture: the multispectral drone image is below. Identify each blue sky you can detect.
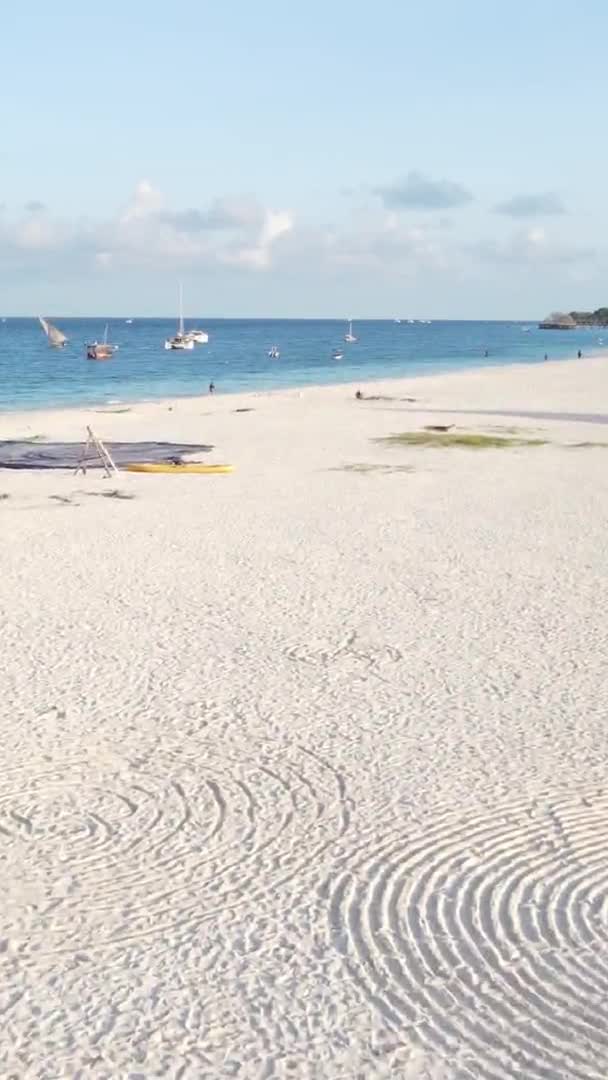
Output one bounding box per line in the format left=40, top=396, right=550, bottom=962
left=1, top=0, right=606, bottom=317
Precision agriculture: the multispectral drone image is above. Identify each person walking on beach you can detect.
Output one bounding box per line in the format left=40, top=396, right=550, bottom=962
left=577, top=349, right=582, bottom=359
left=209, top=381, right=215, bottom=394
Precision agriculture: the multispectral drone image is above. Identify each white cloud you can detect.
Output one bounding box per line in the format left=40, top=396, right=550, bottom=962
left=226, top=209, right=294, bottom=269
left=120, top=179, right=163, bottom=223
left=16, top=214, right=58, bottom=251
left=102, top=182, right=294, bottom=271
left=474, top=226, right=593, bottom=265
left=0, top=180, right=597, bottom=289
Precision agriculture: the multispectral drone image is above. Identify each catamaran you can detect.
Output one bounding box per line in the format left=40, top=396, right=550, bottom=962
left=165, top=284, right=194, bottom=351
left=344, top=319, right=358, bottom=343
left=39, top=316, right=68, bottom=348
left=87, top=324, right=119, bottom=360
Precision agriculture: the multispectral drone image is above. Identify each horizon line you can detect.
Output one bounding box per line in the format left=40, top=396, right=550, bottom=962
left=1, top=315, right=543, bottom=323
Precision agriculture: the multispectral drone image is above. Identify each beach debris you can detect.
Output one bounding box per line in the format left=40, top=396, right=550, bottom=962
left=355, top=393, right=417, bottom=403
left=235, top=408, right=254, bottom=413
left=0, top=493, right=10, bottom=501
left=49, top=494, right=79, bottom=506
left=424, top=424, right=454, bottom=433
left=333, top=463, right=415, bottom=475
left=86, top=489, right=136, bottom=500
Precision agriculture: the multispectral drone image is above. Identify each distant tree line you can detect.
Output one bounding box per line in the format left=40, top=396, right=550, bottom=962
left=569, top=308, right=608, bottom=326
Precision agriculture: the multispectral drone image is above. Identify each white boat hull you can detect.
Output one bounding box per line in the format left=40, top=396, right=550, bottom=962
left=165, top=338, right=194, bottom=351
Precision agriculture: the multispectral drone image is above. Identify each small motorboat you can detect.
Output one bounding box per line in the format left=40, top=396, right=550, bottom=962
left=268, top=345, right=280, bottom=358
left=332, top=348, right=344, bottom=361
left=86, top=325, right=118, bottom=360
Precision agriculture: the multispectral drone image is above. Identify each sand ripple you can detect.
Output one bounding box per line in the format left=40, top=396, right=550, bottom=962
left=325, top=792, right=608, bottom=1079
left=0, top=738, right=348, bottom=957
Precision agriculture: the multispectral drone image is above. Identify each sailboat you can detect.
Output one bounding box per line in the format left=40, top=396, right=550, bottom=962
left=39, top=316, right=68, bottom=348
left=268, top=345, right=280, bottom=358
left=165, top=284, right=194, bottom=351
left=87, top=324, right=119, bottom=360
left=344, top=319, right=358, bottom=343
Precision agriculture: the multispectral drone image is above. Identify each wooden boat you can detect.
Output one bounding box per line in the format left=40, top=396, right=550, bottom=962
left=39, top=316, right=68, bottom=348
left=87, top=325, right=118, bottom=360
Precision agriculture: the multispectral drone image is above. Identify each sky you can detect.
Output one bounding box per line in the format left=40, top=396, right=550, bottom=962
left=1, top=0, right=606, bottom=318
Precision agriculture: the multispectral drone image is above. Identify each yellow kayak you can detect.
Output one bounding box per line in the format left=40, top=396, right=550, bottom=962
left=125, top=463, right=234, bottom=475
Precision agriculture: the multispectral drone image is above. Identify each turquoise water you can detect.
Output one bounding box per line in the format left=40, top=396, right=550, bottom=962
left=0, top=318, right=603, bottom=412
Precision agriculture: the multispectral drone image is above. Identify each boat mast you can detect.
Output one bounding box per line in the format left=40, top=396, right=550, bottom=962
left=178, top=283, right=184, bottom=336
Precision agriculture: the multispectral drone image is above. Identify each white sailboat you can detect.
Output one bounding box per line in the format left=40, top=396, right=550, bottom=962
left=344, top=319, right=358, bottom=343
left=165, top=285, right=194, bottom=351
left=268, top=345, right=280, bottom=358
left=39, top=316, right=68, bottom=348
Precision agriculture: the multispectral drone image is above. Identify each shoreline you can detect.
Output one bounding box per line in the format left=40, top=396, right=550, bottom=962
left=1, top=349, right=604, bottom=433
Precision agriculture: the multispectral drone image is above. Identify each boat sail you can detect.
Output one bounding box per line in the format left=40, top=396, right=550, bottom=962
left=39, top=316, right=68, bottom=348
left=87, top=324, right=119, bottom=360
left=165, top=284, right=194, bottom=351
left=344, top=319, right=357, bottom=343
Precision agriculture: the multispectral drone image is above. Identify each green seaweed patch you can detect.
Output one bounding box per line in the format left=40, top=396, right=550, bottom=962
left=376, top=432, right=548, bottom=449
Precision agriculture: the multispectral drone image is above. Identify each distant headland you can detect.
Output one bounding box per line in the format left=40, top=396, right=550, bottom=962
left=539, top=308, right=608, bottom=329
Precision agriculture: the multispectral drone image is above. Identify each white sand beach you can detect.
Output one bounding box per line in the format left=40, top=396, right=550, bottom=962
left=2, top=354, right=608, bottom=1079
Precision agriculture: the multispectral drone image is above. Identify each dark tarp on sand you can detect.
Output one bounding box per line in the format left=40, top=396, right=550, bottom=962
left=0, top=441, right=213, bottom=470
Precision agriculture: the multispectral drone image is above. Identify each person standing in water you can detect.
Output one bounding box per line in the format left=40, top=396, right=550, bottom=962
left=209, top=381, right=215, bottom=394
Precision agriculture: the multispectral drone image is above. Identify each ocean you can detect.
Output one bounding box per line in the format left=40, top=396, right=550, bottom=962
left=0, top=317, right=603, bottom=412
